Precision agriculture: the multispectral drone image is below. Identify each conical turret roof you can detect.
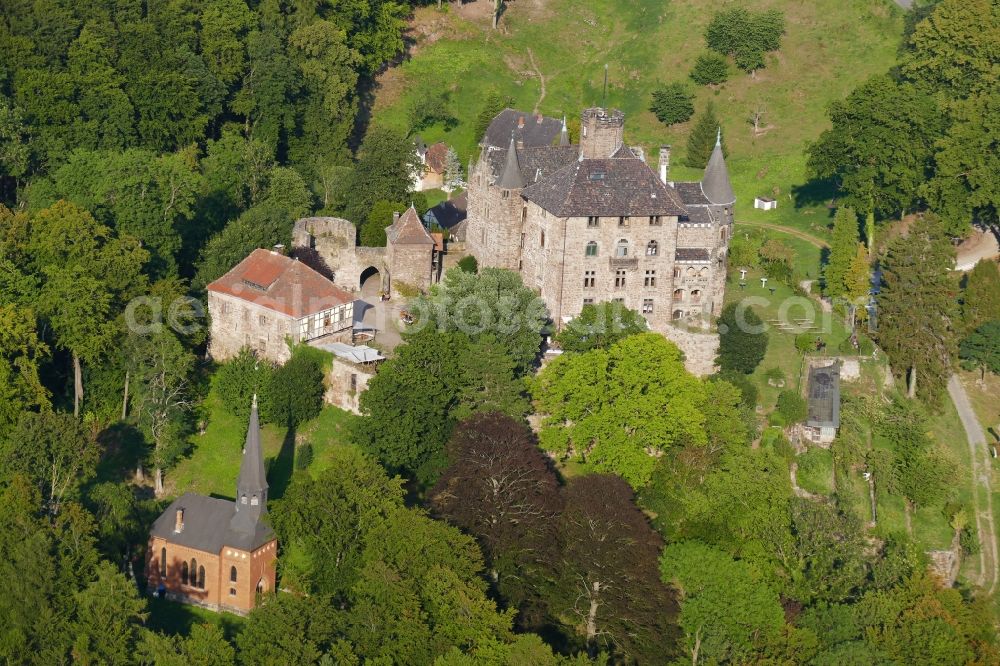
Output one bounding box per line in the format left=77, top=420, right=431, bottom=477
left=701, top=130, right=735, bottom=206
left=497, top=134, right=525, bottom=189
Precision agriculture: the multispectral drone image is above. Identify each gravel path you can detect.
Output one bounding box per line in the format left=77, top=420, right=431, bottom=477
left=948, top=374, right=998, bottom=593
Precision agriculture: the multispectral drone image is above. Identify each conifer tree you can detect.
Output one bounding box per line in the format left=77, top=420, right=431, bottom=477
left=961, top=259, right=1000, bottom=333
left=824, top=207, right=860, bottom=299
left=685, top=102, right=726, bottom=169
left=875, top=215, right=959, bottom=402
left=845, top=244, right=872, bottom=320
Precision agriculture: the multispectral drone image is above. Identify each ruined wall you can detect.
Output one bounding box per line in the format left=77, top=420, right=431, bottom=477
left=292, top=217, right=387, bottom=293
left=325, top=358, right=375, bottom=414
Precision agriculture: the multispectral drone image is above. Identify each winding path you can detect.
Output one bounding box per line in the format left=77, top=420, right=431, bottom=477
left=526, top=47, right=546, bottom=113
left=735, top=220, right=830, bottom=249
left=947, top=374, right=998, bottom=593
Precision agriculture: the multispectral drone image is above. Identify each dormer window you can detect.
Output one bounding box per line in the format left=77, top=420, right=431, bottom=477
left=649, top=216, right=662, bottom=226
left=241, top=494, right=247, bottom=504
left=618, top=216, right=629, bottom=227
left=250, top=495, right=259, bottom=506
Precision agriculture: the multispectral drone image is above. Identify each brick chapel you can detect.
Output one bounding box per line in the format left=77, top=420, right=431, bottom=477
left=146, top=397, right=276, bottom=614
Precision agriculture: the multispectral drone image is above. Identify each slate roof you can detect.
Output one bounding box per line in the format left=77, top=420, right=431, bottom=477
left=208, top=249, right=353, bottom=318
left=702, top=141, right=736, bottom=205
left=522, top=157, right=687, bottom=217
left=484, top=109, right=564, bottom=148
left=807, top=363, right=841, bottom=429
left=680, top=207, right=713, bottom=225
left=485, top=145, right=579, bottom=187
left=387, top=207, right=435, bottom=246
left=675, top=248, right=712, bottom=262
left=497, top=136, right=526, bottom=189
left=425, top=192, right=467, bottom=232
left=672, top=181, right=712, bottom=206
left=150, top=493, right=275, bottom=552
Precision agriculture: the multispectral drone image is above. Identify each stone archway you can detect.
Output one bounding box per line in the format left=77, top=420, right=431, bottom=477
left=359, top=266, right=382, bottom=298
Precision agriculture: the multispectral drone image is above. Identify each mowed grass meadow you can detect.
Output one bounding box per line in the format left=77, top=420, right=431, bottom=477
left=376, top=0, right=904, bottom=237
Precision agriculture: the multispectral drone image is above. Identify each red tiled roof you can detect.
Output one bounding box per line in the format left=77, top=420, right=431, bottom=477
left=425, top=142, right=449, bottom=173
left=208, top=249, right=353, bottom=318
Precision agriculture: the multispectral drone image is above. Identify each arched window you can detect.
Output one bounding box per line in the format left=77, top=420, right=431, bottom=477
left=190, top=558, right=197, bottom=586
left=585, top=241, right=598, bottom=257
left=691, top=289, right=701, bottom=301
left=198, top=566, right=205, bottom=589
left=615, top=239, right=629, bottom=257
left=160, top=548, right=167, bottom=578
left=646, top=240, right=658, bottom=256
left=181, top=561, right=189, bottom=585
left=699, top=267, right=709, bottom=278
left=231, top=566, right=238, bottom=583
left=672, top=309, right=684, bottom=320
left=673, top=289, right=684, bottom=301
left=686, top=267, right=696, bottom=276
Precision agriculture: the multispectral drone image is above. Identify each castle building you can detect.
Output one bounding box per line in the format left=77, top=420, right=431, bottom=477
left=466, top=108, right=734, bottom=373
left=146, top=397, right=276, bottom=615
left=207, top=248, right=355, bottom=364
left=290, top=205, right=437, bottom=299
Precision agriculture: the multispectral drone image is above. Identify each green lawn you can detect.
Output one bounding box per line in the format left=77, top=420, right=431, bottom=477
left=168, top=387, right=356, bottom=501
left=377, top=0, right=903, bottom=237
left=724, top=267, right=852, bottom=408
left=797, top=447, right=834, bottom=496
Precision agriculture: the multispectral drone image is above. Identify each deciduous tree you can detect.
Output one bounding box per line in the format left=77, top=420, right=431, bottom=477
left=555, top=301, right=647, bottom=353
left=649, top=83, right=694, bottom=126
left=716, top=303, right=768, bottom=375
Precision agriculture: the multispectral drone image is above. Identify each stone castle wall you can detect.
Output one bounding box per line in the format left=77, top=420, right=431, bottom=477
left=208, top=291, right=297, bottom=363
left=657, top=323, right=720, bottom=376
left=325, top=358, right=375, bottom=414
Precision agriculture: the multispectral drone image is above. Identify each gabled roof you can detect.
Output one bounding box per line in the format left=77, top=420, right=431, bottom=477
left=208, top=249, right=353, bottom=318
left=150, top=493, right=275, bottom=553
left=387, top=207, right=435, bottom=246
left=702, top=140, right=736, bottom=205
left=425, top=142, right=449, bottom=173
left=484, top=109, right=563, bottom=148
left=521, top=156, right=687, bottom=217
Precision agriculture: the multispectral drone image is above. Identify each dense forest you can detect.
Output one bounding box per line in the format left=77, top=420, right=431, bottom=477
left=1, top=0, right=999, bottom=663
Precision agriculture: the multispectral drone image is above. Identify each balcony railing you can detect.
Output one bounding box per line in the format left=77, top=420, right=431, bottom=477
left=609, top=256, right=639, bottom=270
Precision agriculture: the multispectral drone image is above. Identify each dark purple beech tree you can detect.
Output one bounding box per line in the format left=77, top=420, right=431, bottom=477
left=429, top=412, right=561, bottom=629
left=554, top=475, right=680, bottom=663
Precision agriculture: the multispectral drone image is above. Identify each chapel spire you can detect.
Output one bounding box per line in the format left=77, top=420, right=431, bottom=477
left=231, top=394, right=268, bottom=533
left=559, top=115, right=570, bottom=146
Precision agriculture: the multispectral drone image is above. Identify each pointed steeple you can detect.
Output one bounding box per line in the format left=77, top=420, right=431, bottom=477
left=701, top=128, right=735, bottom=206
left=231, top=394, right=268, bottom=533
left=559, top=116, right=570, bottom=146
left=496, top=133, right=525, bottom=189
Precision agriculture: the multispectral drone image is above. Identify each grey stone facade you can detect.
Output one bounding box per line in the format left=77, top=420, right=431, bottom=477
left=466, top=107, right=734, bottom=375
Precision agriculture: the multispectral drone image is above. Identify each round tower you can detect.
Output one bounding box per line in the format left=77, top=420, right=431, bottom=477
left=579, top=108, right=624, bottom=159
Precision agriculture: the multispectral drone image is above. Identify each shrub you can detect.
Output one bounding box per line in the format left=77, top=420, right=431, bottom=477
left=457, top=255, right=478, bottom=274
left=764, top=366, right=785, bottom=384
left=795, top=333, right=818, bottom=354
left=263, top=347, right=325, bottom=427
left=706, top=8, right=785, bottom=73
left=690, top=52, right=730, bottom=85
left=858, top=335, right=875, bottom=356
left=649, top=83, right=695, bottom=126
left=776, top=390, right=808, bottom=424
left=216, top=348, right=274, bottom=423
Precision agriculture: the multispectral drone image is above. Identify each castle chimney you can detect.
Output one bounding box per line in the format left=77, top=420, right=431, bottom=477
left=658, top=145, right=671, bottom=184
left=536, top=113, right=543, bottom=124
left=392, top=211, right=400, bottom=224
left=272, top=243, right=285, bottom=255
left=517, top=116, right=525, bottom=129
left=174, top=508, right=184, bottom=533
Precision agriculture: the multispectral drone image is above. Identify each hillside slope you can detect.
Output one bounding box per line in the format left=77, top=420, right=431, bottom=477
left=373, top=0, right=904, bottom=237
